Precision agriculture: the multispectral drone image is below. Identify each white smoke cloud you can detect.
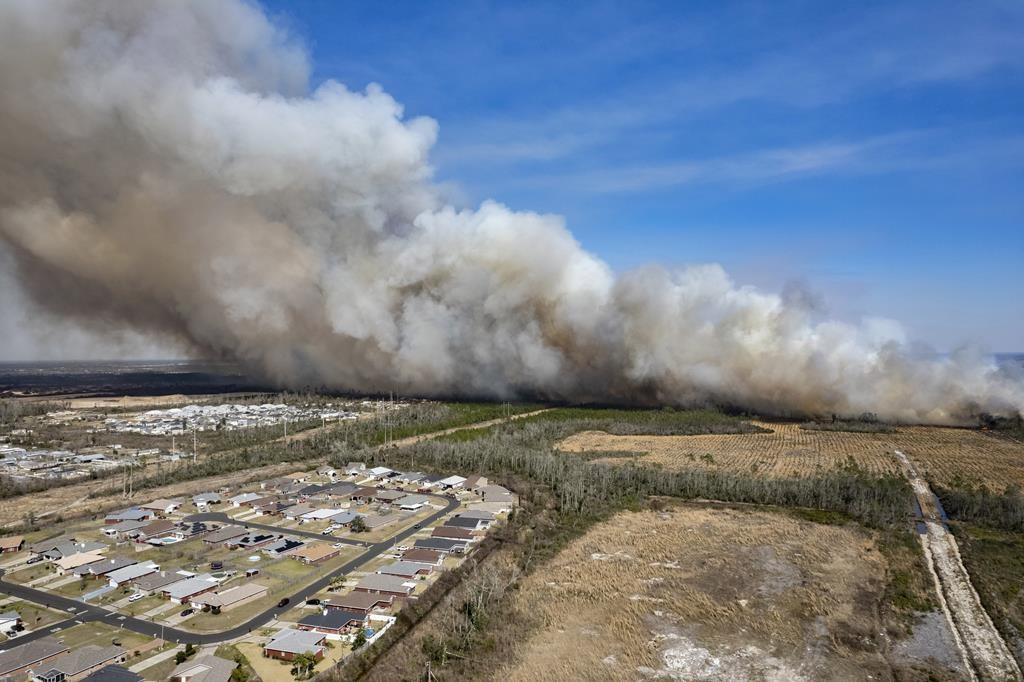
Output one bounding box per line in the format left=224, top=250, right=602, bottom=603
left=0, top=0, right=1019, bottom=423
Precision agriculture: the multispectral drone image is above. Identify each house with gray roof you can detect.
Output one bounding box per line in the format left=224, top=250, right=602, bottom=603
left=353, top=573, right=416, bottom=597
left=35, top=645, right=125, bottom=682
left=105, top=561, right=158, bottom=587
left=414, top=538, right=468, bottom=554
left=132, top=571, right=182, bottom=593
left=192, top=493, right=221, bottom=508
left=202, top=526, right=247, bottom=545
left=0, top=637, right=69, bottom=679
left=163, top=574, right=219, bottom=604
left=169, top=654, right=236, bottom=682
left=82, top=665, right=141, bottom=682
left=264, top=629, right=326, bottom=661
left=74, top=557, right=136, bottom=578
left=377, top=561, right=433, bottom=578
left=101, top=519, right=148, bottom=539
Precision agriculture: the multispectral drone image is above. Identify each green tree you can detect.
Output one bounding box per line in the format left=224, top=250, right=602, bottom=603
left=351, top=629, right=367, bottom=650
left=290, top=651, right=318, bottom=680
left=350, top=516, right=367, bottom=533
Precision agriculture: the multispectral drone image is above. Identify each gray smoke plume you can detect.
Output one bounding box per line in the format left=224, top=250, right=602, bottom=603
left=0, top=0, right=1020, bottom=423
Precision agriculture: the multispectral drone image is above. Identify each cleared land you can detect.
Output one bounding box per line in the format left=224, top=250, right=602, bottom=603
left=558, top=421, right=1024, bottom=490
left=497, top=505, right=962, bottom=681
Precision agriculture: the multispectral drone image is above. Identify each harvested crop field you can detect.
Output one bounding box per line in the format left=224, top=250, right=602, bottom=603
left=558, top=421, right=1024, bottom=490
left=497, top=505, right=962, bottom=681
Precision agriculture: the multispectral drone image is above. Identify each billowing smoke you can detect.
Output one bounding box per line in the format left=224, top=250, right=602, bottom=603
left=0, top=0, right=1020, bottom=423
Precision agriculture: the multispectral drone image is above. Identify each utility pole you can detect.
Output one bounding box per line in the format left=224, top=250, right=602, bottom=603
left=193, top=428, right=198, bottom=464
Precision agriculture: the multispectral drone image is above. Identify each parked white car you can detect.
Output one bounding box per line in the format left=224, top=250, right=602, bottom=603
left=128, top=593, right=145, bottom=602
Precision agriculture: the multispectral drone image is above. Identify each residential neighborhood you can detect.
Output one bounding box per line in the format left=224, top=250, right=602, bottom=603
left=0, top=461, right=515, bottom=681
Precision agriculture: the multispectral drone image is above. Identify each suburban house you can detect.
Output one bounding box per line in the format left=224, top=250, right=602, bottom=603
left=436, top=475, right=467, bottom=490
left=0, top=610, right=21, bottom=635
left=283, top=504, right=316, bottom=520
left=168, top=654, right=236, bottom=682
left=396, top=494, right=430, bottom=511
left=286, top=472, right=310, bottom=483
left=252, top=500, right=290, bottom=516
left=54, top=551, right=106, bottom=575
left=374, top=490, right=405, bottom=504
left=74, top=558, right=137, bottom=579
left=192, top=493, right=221, bottom=509
left=0, top=535, right=24, bottom=553
left=316, top=466, right=338, bottom=480
left=105, top=561, right=158, bottom=587
left=101, top=520, right=148, bottom=539
left=162, top=574, right=220, bottom=604
left=226, top=533, right=280, bottom=550
left=397, top=472, right=427, bottom=484
left=172, top=522, right=212, bottom=541
left=345, top=462, right=366, bottom=475
left=464, top=475, right=488, bottom=490
left=0, top=637, right=69, bottom=680
left=432, top=526, right=475, bottom=541
left=445, top=516, right=491, bottom=531
left=458, top=509, right=496, bottom=522
left=366, top=466, right=392, bottom=479
left=33, top=539, right=105, bottom=561
left=300, top=509, right=343, bottom=523
left=353, top=574, right=415, bottom=598
left=262, top=538, right=303, bottom=557
left=81, top=666, right=140, bottom=682
left=326, top=511, right=363, bottom=526
left=132, top=520, right=177, bottom=542
left=400, top=549, right=443, bottom=566
left=414, top=538, right=468, bottom=554
left=376, top=561, right=433, bottom=578
left=202, top=526, right=247, bottom=545
left=34, top=645, right=126, bottom=682
left=325, top=591, right=394, bottom=614
left=228, top=492, right=262, bottom=507
left=132, top=571, right=183, bottom=594
left=478, top=484, right=515, bottom=503
left=103, top=509, right=152, bottom=526
left=296, top=610, right=367, bottom=638
left=191, top=583, right=268, bottom=612
left=139, top=498, right=183, bottom=516
left=263, top=629, right=326, bottom=662
left=349, top=487, right=378, bottom=503
left=286, top=543, right=340, bottom=565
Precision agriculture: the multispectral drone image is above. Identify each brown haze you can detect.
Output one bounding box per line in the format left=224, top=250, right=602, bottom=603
left=0, top=0, right=1020, bottom=423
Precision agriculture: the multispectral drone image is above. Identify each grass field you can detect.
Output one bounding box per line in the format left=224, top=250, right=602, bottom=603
left=557, top=420, right=1024, bottom=490
left=496, top=504, right=959, bottom=681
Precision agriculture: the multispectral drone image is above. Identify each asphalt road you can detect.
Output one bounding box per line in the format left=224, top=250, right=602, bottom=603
left=0, top=493, right=459, bottom=647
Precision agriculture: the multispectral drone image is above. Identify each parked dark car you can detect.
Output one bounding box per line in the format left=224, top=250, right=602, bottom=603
left=306, top=598, right=320, bottom=606
left=25, top=556, right=42, bottom=565
left=180, top=608, right=194, bottom=617
left=210, top=561, right=223, bottom=571
left=277, top=598, right=290, bottom=608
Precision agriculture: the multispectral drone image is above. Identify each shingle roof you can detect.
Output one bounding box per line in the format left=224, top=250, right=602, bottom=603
left=298, top=609, right=366, bottom=630
left=203, top=525, right=247, bottom=543
left=355, top=574, right=414, bottom=594
left=81, top=664, right=142, bottom=682
left=265, top=629, right=326, bottom=655
left=133, top=571, right=183, bottom=592
left=0, top=637, right=69, bottom=676
left=44, top=645, right=125, bottom=677
left=377, top=561, right=432, bottom=577
left=326, top=591, right=394, bottom=611
left=414, top=538, right=467, bottom=552
left=169, top=654, right=236, bottom=682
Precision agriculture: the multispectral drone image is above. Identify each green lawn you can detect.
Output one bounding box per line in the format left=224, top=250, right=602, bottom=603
left=4, top=600, right=67, bottom=629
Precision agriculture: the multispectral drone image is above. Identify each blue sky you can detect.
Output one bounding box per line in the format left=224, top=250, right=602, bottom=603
left=262, top=0, right=1023, bottom=351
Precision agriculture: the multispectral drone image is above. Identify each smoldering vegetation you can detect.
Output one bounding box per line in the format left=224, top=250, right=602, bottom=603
left=0, top=1, right=1022, bottom=423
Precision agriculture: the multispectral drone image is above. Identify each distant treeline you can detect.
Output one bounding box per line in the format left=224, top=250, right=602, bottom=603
left=936, top=484, right=1024, bottom=532
left=334, top=417, right=912, bottom=528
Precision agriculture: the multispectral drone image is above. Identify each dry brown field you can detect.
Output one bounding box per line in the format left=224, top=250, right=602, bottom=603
left=496, top=506, right=962, bottom=681
left=558, top=421, right=1024, bottom=490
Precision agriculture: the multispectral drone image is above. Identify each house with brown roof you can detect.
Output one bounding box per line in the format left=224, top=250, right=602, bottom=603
left=285, top=543, right=340, bottom=565
left=377, top=561, right=433, bottom=578
left=432, top=526, right=475, bottom=541
left=191, top=583, right=268, bottom=611
left=400, top=548, right=443, bottom=566
left=0, top=535, right=24, bottom=553
left=324, top=591, right=394, bottom=614
left=132, top=520, right=177, bottom=542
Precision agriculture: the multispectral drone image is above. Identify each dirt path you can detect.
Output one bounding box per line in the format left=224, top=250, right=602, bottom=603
left=385, top=408, right=553, bottom=448
left=895, top=449, right=1022, bottom=682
